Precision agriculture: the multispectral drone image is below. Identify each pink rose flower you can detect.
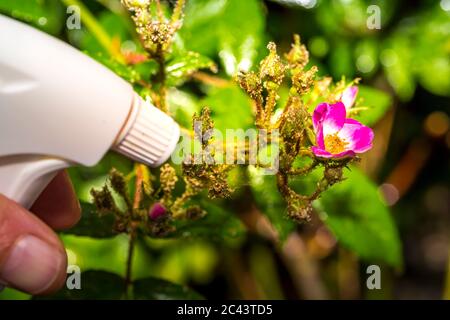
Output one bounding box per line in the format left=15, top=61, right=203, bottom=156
left=341, top=85, right=358, bottom=110
left=312, top=102, right=373, bottom=158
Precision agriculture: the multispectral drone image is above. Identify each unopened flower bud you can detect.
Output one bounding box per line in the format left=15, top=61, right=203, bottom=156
left=149, top=202, right=167, bottom=220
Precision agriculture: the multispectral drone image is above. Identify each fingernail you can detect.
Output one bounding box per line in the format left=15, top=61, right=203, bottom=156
left=0, top=235, right=64, bottom=294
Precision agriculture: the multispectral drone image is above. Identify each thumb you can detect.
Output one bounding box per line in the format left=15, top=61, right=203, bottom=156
left=0, top=194, right=67, bottom=295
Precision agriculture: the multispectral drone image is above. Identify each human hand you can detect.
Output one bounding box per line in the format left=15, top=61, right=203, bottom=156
left=0, top=171, right=80, bottom=295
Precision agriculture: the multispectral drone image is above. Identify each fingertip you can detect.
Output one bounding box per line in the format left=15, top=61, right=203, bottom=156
left=0, top=196, right=68, bottom=295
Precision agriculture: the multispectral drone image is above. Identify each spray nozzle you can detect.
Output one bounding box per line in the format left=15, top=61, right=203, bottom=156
left=113, top=94, right=180, bottom=167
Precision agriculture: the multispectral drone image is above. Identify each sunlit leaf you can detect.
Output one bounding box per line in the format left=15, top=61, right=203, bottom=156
left=179, top=0, right=265, bottom=76
left=353, top=85, right=393, bottom=126
left=312, top=167, right=402, bottom=268
left=200, top=84, right=254, bottom=131
left=168, top=88, right=201, bottom=128
left=329, top=41, right=355, bottom=79
left=0, top=0, right=65, bottom=35
left=166, top=51, right=216, bottom=86
left=381, top=35, right=415, bottom=101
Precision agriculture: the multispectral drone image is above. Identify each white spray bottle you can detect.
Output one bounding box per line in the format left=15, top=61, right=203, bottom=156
left=0, top=15, right=180, bottom=208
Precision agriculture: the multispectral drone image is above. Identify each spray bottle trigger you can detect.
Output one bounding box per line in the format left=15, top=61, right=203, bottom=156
left=0, top=156, right=71, bottom=209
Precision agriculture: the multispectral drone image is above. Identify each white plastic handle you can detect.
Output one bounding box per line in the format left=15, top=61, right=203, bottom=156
left=0, top=156, right=70, bottom=209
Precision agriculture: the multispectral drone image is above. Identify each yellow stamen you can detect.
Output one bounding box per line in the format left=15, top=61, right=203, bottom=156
left=324, top=134, right=347, bottom=154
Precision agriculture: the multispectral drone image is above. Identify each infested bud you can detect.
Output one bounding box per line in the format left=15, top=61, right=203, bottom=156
left=109, top=168, right=128, bottom=198
left=259, top=42, right=285, bottom=86
left=292, top=66, right=318, bottom=95
left=193, top=107, right=215, bottom=146
left=324, top=166, right=343, bottom=185
left=280, top=96, right=308, bottom=147
left=160, top=164, right=178, bottom=195
left=91, top=185, right=117, bottom=214
left=285, top=34, right=309, bottom=70
left=237, top=71, right=263, bottom=101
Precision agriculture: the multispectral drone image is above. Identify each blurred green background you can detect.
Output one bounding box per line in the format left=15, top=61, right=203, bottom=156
left=0, top=0, right=448, bottom=300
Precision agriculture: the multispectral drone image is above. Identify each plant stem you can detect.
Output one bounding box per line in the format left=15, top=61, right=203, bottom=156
left=124, top=230, right=136, bottom=298
left=124, top=163, right=146, bottom=297
left=154, top=51, right=168, bottom=112
left=133, top=164, right=144, bottom=209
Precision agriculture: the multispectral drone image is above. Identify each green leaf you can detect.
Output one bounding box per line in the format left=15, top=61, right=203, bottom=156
left=73, top=11, right=130, bottom=55
left=200, top=84, right=254, bottom=131
left=168, top=89, right=201, bottom=128
left=179, top=0, right=265, bottom=76
left=62, top=202, right=117, bottom=238
left=354, top=85, right=392, bottom=126
left=313, top=167, right=402, bottom=268
left=35, top=271, right=125, bottom=300
left=68, top=152, right=133, bottom=203
left=381, top=34, right=416, bottom=101
left=173, top=200, right=246, bottom=241
left=413, top=6, right=450, bottom=97
left=91, top=53, right=142, bottom=83
left=91, top=53, right=158, bottom=85
left=166, top=51, right=216, bottom=86
left=316, top=0, right=397, bottom=37
left=0, top=287, right=30, bottom=300
left=133, top=277, right=204, bottom=300
left=329, top=41, right=354, bottom=79
left=354, top=38, right=379, bottom=76
left=248, top=167, right=296, bottom=242
left=0, top=0, right=65, bottom=35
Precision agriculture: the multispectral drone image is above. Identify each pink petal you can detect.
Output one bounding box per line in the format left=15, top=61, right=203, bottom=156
left=330, top=150, right=356, bottom=158
left=312, top=102, right=346, bottom=136
left=338, top=119, right=374, bottom=153
left=315, top=126, right=325, bottom=149
left=341, top=86, right=358, bottom=110
left=312, top=103, right=329, bottom=132
left=322, top=102, right=346, bottom=136
left=311, top=146, right=355, bottom=159
left=311, top=146, right=333, bottom=158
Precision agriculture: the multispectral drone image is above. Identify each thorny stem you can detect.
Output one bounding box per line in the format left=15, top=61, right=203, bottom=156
left=124, top=229, right=137, bottom=298
left=124, top=163, right=145, bottom=296
left=133, top=164, right=144, bottom=208
left=289, top=160, right=318, bottom=175
left=264, top=90, right=278, bottom=126
left=155, top=0, right=165, bottom=22
left=154, top=50, right=168, bottom=112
